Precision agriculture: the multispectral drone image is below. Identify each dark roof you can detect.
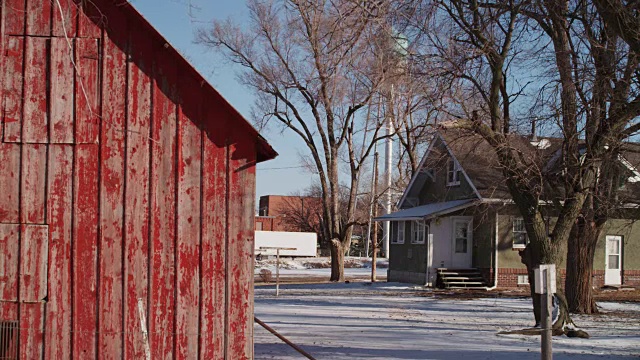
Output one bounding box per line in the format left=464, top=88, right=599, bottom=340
left=437, top=126, right=640, bottom=204
left=434, top=127, right=562, bottom=199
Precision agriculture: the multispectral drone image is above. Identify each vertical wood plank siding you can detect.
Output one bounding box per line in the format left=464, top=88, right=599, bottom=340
left=0, top=0, right=273, bottom=359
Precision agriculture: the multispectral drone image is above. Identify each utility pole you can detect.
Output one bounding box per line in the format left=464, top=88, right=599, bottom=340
left=382, top=86, right=393, bottom=259
left=372, top=152, right=379, bottom=282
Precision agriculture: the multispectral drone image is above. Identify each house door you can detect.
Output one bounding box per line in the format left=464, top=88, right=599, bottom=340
left=451, top=218, right=472, bottom=268
left=605, top=236, right=622, bottom=285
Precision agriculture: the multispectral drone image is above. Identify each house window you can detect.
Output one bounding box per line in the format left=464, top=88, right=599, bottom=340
left=411, top=220, right=426, bottom=244
left=392, top=221, right=405, bottom=244
left=447, top=158, right=460, bottom=186
left=454, top=221, right=469, bottom=253
left=517, top=274, right=530, bottom=285
left=512, top=218, right=528, bottom=248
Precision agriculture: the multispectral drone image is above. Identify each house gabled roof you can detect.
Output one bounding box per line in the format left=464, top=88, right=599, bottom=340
left=439, top=127, right=563, bottom=200
left=397, top=126, right=568, bottom=208
left=397, top=132, right=481, bottom=209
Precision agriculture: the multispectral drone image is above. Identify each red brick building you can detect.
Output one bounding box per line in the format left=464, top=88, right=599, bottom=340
left=256, top=195, right=322, bottom=232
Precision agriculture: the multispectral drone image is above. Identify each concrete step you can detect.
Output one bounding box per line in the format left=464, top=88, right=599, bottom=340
left=437, top=267, right=488, bottom=289
left=437, top=268, right=479, bottom=272
left=448, top=285, right=487, bottom=289
left=444, top=281, right=486, bottom=285
left=440, top=274, right=482, bottom=279
left=442, top=277, right=484, bottom=282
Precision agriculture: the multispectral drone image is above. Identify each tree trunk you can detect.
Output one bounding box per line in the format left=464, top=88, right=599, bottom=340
left=520, top=243, right=589, bottom=337
left=565, top=219, right=600, bottom=314
left=330, top=239, right=345, bottom=282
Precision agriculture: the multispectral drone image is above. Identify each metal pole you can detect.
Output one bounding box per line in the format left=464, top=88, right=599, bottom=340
left=541, top=268, right=553, bottom=360
left=276, top=248, right=280, bottom=297
left=372, top=152, right=379, bottom=282
left=383, top=91, right=393, bottom=258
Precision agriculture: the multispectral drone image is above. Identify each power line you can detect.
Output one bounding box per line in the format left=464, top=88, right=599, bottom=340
left=257, top=165, right=309, bottom=171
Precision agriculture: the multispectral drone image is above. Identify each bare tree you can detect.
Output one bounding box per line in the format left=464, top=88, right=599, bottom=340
left=565, top=151, right=627, bottom=314
left=276, top=192, right=325, bottom=237
left=199, top=0, right=396, bottom=280
left=593, top=0, right=640, bottom=55
left=552, top=0, right=640, bottom=314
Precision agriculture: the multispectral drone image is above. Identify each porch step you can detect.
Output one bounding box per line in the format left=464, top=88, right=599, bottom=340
left=437, top=268, right=487, bottom=289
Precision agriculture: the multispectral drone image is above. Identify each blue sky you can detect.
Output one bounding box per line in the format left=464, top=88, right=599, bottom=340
left=130, top=0, right=314, bottom=198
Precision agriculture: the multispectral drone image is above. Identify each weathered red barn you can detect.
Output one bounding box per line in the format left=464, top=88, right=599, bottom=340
left=0, top=0, right=277, bottom=358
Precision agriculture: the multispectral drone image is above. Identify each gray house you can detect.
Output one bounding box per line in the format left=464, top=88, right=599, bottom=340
left=377, top=127, right=640, bottom=289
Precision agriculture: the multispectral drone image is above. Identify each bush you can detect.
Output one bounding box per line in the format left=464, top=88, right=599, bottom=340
left=259, top=269, right=273, bottom=283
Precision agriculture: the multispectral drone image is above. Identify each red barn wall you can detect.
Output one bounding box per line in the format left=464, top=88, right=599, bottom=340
left=0, top=1, right=266, bottom=358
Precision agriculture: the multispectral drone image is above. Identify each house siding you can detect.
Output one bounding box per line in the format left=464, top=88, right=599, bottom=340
left=494, top=212, right=640, bottom=288
left=389, top=221, right=428, bottom=276
left=472, top=209, right=494, bottom=270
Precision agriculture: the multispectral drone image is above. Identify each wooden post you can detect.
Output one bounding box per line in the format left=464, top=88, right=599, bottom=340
left=258, top=247, right=296, bottom=297
left=276, top=248, right=280, bottom=297
left=254, top=317, right=317, bottom=360
left=541, top=268, right=553, bottom=360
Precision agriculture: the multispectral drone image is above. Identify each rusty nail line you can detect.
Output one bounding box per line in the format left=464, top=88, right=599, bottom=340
left=254, top=316, right=317, bottom=360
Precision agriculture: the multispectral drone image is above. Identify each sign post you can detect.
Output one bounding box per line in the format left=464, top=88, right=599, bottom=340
left=534, top=264, right=555, bottom=360
left=259, top=246, right=296, bottom=296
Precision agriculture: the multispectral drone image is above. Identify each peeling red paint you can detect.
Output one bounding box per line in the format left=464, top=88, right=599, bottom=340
left=0, top=0, right=272, bottom=358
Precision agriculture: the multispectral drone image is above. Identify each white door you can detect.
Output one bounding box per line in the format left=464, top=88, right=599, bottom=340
left=451, top=219, right=472, bottom=268
left=605, top=236, right=622, bottom=285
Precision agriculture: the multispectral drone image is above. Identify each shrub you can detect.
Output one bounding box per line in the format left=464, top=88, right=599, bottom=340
left=259, top=269, right=273, bottom=283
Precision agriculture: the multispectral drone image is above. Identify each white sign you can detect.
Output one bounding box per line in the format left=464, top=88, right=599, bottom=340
left=534, top=264, right=556, bottom=294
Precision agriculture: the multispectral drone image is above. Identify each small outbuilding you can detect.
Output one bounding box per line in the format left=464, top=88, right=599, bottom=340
left=0, top=0, right=276, bottom=358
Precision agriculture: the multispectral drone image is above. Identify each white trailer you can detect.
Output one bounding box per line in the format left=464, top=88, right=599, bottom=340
left=254, top=231, right=317, bottom=257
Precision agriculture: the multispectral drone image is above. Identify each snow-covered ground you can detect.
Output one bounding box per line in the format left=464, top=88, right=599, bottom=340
left=255, top=256, right=388, bottom=280
left=254, top=282, right=640, bottom=359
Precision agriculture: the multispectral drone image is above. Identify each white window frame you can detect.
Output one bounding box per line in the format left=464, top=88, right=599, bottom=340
left=453, top=219, right=470, bottom=253
left=517, top=274, right=530, bottom=285
left=393, top=221, right=405, bottom=244
left=512, top=218, right=528, bottom=249
left=447, top=158, right=460, bottom=186
left=411, top=220, right=426, bottom=244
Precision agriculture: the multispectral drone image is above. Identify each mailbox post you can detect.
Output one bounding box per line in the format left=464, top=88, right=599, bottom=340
left=534, top=264, right=555, bottom=360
